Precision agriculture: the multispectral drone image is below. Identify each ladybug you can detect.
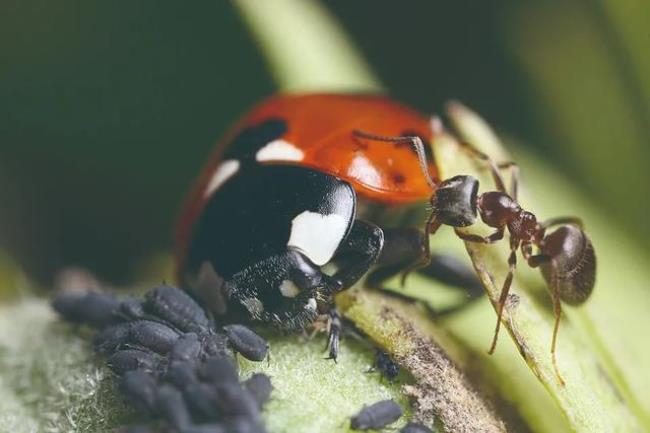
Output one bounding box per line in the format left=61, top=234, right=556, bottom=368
left=175, top=94, right=450, bottom=360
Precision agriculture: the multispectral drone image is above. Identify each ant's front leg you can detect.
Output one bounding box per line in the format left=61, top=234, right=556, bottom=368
left=487, top=238, right=520, bottom=354
left=454, top=226, right=505, bottom=244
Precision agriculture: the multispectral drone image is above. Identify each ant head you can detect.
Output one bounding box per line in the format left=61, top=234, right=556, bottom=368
left=431, top=175, right=479, bottom=227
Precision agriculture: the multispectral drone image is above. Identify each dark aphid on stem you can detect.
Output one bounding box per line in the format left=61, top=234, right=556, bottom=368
left=108, top=349, right=163, bottom=376
left=166, top=361, right=199, bottom=390
left=169, top=332, right=203, bottom=363
left=212, top=381, right=262, bottom=421
left=145, top=285, right=211, bottom=333
left=128, top=320, right=181, bottom=354
left=119, top=370, right=158, bottom=414
left=350, top=399, right=403, bottom=430
left=93, top=322, right=131, bottom=353
left=199, top=357, right=239, bottom=384
left=354, top=126, right=597, bottom=385
left=117, top=297, right=147, bottom=320
left=243, top=373, right=273, bottom=408
left=401, top=422, right=433, bottom=433
left=222, top=324, right=269, bottom=362
left=156, top=384, right=193, bottom=432
left=183, top=382, right=220, bottom=420
left=52, top=291, right=120, bottom=328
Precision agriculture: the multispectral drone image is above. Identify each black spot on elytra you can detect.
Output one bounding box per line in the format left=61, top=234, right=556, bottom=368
left=392, top=173, right=406, bottom=185
left=224, top=118, right=288, bottom=161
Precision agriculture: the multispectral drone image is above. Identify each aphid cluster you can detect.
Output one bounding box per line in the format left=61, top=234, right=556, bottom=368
left=53, top=285, right=271, bottom=433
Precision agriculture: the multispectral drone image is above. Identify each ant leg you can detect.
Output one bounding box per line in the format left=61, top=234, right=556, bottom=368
left=325, top=307, right=342, bottom=362
left=551, top=274, right=566, bottom=386
left=541, top=217, right=584, bottom=230
left=497, top=162, right=520, bottom=201
left=454, top=226, right=505, bottom=244
left=488, top=241, right=519, bottom=354
left=454, top=140, right=508, bottom=193
left=351, top=130, right=438, bottom=189
left=521, top=242, right=550, bottom=268
left=398, top=214, right=442, bottom=285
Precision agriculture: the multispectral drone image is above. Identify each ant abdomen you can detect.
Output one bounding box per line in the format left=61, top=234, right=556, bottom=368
left=540, top=225, right=596, bottom=305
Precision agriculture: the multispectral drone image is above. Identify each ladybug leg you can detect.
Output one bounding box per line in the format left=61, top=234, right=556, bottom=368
left=330, top=219, right=385, bottom=289
left=325, top=306, right=342, bottom=361
left=366, top=227, right=426, bottom=287
left=367, top=228, right=483, bottom=306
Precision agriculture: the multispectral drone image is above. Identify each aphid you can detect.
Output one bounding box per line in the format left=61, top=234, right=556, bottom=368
left=93, top=322, right=131, bottom=353
left=199, top=357, right=239, bottom=384
left=401, top=422, right=433, bottom=433
left=169, top=332, right=203, bottom=363
left=145, top=285, right=210, bottom=332
left=108, top=349, right=162, bottom=375
left=183, top=382, right=220, bottom=420
left=156, top=384, right=192, bottom=432
left=120, top=370, right=158, bottom=413
left=166, top=361, right=199, bottom=390
left=350, top=399, right=403, bottom=431
left=243, top=373, right=273, bottom=408
left=212, top=382, right=261, bottom=421
left=129, top=320, right=181, bottom=354
left=52, top=291, right=119, bottom=328
left=356, top=129, right=596, bottom=384
left=117, top=297, right=147, bottom=320
left=222, top=325, right=269, bottom=362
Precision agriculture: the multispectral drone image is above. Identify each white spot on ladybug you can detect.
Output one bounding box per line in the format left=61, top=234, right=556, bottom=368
left=255, top=139, right=304, bottom=162
left=287, top=211, right=348, bottom=266
left=305, top=298, right=317, bottom=312
left=204, top=160, right=240, bottom=197
left=279, top=280, right=300, bottom=298
left=348, top=155, right=381, bottom=186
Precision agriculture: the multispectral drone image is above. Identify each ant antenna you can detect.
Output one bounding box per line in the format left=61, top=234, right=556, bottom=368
left=351, top=130, right=437, bottom=190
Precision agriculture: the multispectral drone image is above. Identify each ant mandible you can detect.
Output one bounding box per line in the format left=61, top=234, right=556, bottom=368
left=353, top=126, right=596, bottom=385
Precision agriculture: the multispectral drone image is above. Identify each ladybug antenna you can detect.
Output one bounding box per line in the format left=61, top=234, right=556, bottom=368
left=351, top=130, right=436, bottom=190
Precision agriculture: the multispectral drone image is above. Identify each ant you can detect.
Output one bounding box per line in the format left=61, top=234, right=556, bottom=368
left=353, top=127, right=596, bottom=385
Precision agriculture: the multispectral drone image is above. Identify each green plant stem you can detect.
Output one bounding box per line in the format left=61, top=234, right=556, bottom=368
left=233, top=0, right=382, bottom=93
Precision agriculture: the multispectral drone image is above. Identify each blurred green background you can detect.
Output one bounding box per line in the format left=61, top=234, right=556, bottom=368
left=1, top=0, right=648, bottom=284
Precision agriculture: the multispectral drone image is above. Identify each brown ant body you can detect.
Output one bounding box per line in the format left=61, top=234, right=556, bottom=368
left=353, top=128, right=596, bottom=384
